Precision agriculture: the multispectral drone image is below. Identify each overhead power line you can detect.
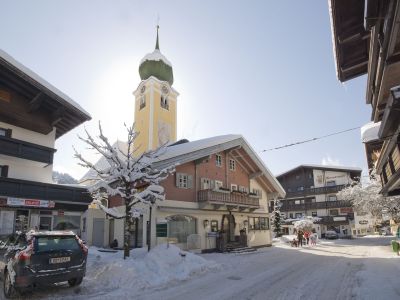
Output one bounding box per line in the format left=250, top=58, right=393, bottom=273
left=261, top=126, right=361, bottom=152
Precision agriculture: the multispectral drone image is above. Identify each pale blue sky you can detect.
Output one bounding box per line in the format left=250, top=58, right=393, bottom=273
left=1, top=1, right=371, bottom=179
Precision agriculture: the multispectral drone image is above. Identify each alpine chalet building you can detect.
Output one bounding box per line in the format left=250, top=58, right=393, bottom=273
left=0, top=50, right=91, bottom=236
left=276, top=165, right=362, bottom=238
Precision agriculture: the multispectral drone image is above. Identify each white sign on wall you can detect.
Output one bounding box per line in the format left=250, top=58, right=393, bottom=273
left=7, top=197, right=55, bottom=208
left=333, top=216, right=346, bottom=222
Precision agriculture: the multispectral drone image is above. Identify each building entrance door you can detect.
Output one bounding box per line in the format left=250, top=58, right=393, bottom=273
left=39, top=216, right=52, bottom=231
left=222, top=214, right=236, bottom=242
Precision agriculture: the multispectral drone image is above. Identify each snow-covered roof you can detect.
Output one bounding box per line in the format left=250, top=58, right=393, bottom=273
left=140, top=49, right=172, bottom=67
left=80, top=135, right=286, bottom=198
left=361, top=122, right=381, bottom=143
left=0, top=49, right=91, bottom=118
left=276, top=164, right=362, bottom=178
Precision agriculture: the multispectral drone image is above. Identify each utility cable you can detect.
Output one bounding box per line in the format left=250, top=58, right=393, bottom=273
left=261, top=126, right=362, bottom=152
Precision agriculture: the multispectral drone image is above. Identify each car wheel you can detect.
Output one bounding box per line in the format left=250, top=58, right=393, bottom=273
left=68, top=277, right=83, bottom=287
left=3, top=270, right=18, bottom=299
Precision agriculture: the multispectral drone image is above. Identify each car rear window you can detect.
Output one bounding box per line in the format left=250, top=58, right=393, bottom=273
left=35, top=236, right=80, bottom=252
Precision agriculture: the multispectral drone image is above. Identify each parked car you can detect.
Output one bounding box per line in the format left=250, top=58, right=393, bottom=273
left=0, top=231, right=88, bottom=298
left=325, top=230, right=339, bottom=239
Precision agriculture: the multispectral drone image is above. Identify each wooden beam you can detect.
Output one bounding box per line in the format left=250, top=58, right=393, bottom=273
left=249, top=171, right=263, bottom=179
left=28, top=92, right=44, bottom=113
left=51, top=107, right=65, bottom=126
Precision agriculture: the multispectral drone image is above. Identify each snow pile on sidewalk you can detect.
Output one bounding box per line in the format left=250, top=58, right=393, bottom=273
left=83, top=244, right=219, bottom=296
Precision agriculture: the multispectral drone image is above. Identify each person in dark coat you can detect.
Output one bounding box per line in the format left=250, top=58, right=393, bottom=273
left=297, top=230, right=304, bottom=247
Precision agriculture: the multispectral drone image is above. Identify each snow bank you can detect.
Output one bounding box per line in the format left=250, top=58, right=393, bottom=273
left=83, top=244, right=219, bottom=297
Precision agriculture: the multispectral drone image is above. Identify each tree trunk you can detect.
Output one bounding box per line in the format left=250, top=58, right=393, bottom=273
left=124, top=198, right=131, bottom=259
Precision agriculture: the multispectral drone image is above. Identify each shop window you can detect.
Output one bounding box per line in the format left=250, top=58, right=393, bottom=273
left=312, top=212, right=317, bottom=217
left=210, top=220, right=218, bottom=232
left=326, top=180, right=336, bottom=186
left=53, top=215, right=81, bottom=235
left=289, top=213, right=294, bottom=219
left=249, top=217, right=269, bottom=230
left=0, top=210, right=15, bottom=235
left=295, top=213, right=302, bottom=218
left=167, top=215, right=196, bottom=243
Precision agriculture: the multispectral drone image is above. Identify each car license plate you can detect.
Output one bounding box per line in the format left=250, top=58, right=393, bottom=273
left=50, top=257, right=70, bottom=264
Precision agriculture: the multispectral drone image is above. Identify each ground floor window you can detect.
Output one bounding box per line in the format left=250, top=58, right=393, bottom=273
left=167, top=215, right=197, bottom=243
left=249, top=217, right=269, bottom=230
left=53, top=215, right=81, bottom=232
left=0, top=210, right=14, bottom=235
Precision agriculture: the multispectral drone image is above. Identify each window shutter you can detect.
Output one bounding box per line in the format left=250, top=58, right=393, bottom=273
left=1, top=165, right=8, bottom=177
left=187, top=175, right=193, bottom=189
left=176, top=173, right=181, bottom=187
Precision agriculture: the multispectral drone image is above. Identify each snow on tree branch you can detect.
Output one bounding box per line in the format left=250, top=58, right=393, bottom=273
left=337, top=171, right=400, bottom=221
left=74, top=122, right=175, bottom=258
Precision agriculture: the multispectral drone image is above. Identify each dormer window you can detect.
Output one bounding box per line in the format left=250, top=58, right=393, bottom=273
left=161, top=95, right=169, bottom=110
left=139, top=95, right=146, bottom=110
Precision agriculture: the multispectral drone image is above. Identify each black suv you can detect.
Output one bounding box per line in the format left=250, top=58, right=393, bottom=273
left=0, top=231, right=88, bottom=298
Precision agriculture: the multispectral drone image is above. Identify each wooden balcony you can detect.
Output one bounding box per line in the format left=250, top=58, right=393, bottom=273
left=285, top=185, right=346, bottom=198
left=280, top=200, right=352, bottom=212
left=198, top=189, right=260, bottom=211
left=0, top=135, right=56, bottom=164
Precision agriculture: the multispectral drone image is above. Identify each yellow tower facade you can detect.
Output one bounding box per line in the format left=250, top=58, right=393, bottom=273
left=133, top=27, right=179, bottom=153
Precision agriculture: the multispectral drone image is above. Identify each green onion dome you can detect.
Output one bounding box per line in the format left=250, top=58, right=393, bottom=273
left=139, top=26, right=174, bottom=86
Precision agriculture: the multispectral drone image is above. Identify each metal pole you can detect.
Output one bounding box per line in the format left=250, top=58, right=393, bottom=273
left=148, top=205, right=152, bottom=252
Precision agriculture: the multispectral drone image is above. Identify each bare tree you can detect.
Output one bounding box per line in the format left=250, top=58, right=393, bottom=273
left=74, top=122, right=174, bottom=259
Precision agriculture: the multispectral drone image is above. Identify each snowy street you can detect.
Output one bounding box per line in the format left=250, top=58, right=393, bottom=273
left=2, top=236, right=399, bottom=300
left=143, top=236, right=400, bottom=300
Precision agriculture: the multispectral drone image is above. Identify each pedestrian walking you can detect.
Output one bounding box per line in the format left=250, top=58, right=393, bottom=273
left=310, top=232, right=317, bottom=246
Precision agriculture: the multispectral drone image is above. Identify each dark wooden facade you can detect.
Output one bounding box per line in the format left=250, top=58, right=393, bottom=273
left=330, top=0, right=400, bottom=195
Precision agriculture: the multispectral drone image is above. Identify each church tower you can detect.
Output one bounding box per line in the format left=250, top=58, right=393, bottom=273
left=133, top=26, right=178, bottom=153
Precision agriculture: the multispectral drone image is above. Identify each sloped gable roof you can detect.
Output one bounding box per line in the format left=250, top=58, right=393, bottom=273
left=80, top=134, right=286, bottom=198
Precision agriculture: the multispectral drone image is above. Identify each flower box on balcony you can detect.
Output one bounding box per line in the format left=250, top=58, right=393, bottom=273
left=249, top=192, right=260, bottom=198
left=214, top=188, right=230, bottom=194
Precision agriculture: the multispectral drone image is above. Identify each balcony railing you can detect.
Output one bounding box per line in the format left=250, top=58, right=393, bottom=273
left=0, top=135, right=56, bottom=164
left=285, top=185, right=346, bottom=198
left=280, top=200, right=352, bottom=212
left=198, top=189, right=260, bottom=207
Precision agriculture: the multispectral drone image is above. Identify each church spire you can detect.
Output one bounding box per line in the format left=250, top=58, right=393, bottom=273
left=155, top=25, right=160, bottom=50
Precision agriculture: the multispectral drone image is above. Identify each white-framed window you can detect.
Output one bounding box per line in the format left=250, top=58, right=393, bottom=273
left=229, top=159, right=236, bottom=171
left=139, top=95, right=146, bottom=110
left=252, top=188, right=262, bottom=197
left=238, top=186, right=248, bottom=193
left=329, top=209, right=339, bottom=216
left=176, top=173, right=193, bottom=189
left=231, top=184, right=237, bottom=191
left=215, top=180, right=223, bottom=190
left=161, top=95, right=169, bottom=110
left=216, top=154, right=222, bottom=167
left=312, top=211, right=317, bottom=217
left=328, top=195, right=337, bottom=202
